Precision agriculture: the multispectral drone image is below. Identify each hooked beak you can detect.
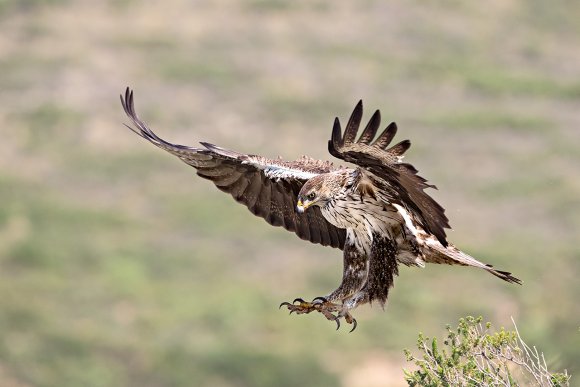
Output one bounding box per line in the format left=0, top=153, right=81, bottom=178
left=296, top=199, right=307, bottom=213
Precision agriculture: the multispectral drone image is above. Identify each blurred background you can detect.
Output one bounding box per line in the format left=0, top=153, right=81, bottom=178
left=0, top=1, right=579, bottom=386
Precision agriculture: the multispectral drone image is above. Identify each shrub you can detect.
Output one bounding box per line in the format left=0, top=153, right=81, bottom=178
left=404, top=316, right=571, bottom=386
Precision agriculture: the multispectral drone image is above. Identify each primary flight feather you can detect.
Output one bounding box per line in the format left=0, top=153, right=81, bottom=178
left=121, top=88, right=521, bottom=331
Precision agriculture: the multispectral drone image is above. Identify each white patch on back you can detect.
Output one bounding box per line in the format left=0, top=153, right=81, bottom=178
left=393, top=203, right=444, bottom=250
left=392, top=204, right=420, bottom=238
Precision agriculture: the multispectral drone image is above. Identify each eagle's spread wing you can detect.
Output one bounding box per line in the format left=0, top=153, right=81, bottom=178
left=328, top=101, right=450, bottom=246
left=121, top=88, right=346, bottom=249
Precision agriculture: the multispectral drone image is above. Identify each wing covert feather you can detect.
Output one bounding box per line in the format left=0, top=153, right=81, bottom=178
left=121, top=88, right=346, bottom=249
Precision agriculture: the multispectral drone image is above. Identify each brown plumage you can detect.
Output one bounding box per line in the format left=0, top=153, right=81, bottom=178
left=120, top=88, right=521, bottom=331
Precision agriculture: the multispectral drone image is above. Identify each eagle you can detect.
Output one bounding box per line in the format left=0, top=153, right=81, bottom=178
left=120, top=88, right=521, bottom=332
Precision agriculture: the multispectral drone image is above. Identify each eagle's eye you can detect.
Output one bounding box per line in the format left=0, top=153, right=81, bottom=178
left=306, top=192, right=316, bottom=201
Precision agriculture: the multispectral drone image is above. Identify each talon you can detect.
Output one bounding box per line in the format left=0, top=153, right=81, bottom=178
left=349, top=318, right=358, bottom=333
left=280, top=296, right=347, bottom=330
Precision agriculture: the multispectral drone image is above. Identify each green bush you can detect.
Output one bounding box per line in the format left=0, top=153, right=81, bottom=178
left=404, top=316, right=571, bottom=387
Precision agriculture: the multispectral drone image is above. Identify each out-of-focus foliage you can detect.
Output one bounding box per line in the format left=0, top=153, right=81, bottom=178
left=0, top=1, right=578, bottom=386
left=404, top=316, right=571, bottom=386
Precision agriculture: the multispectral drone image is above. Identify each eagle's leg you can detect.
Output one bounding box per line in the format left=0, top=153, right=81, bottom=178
left=280, top=239, right=369, bottom=330
left=326, top=242, right=369, bottom=302
left=339, top=235, right=399, bottom=317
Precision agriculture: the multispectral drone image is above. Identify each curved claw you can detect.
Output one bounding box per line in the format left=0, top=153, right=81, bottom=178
left=312, top=296, right=328, bottom=304
left=348, top=318, right=358, bottom=333
left=292, top=298, right=306, bottom=304
left=334, top=317, right=341, bottom=330
left=279, top=302, right=291, bottom=309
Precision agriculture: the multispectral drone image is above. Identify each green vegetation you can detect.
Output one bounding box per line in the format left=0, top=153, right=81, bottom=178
left=0, top=1, right=578, bottom=386
left=405, top=317, right=570, bottom=386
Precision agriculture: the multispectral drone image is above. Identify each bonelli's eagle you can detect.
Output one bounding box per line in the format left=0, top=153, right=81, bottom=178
left=121, top=88, right=520, bottom=331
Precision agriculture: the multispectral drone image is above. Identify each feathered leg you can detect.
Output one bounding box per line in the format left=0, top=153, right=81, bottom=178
left=336, top=235, right=399, bottom=329
left=280, top=239, right=369, bottom=331
left=328, top=242, right=369, bottom=301
left=364, top=234, right=399, bottom=306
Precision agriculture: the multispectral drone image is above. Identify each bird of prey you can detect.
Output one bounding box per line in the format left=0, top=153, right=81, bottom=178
left=120, top=88, right=521, bottom=332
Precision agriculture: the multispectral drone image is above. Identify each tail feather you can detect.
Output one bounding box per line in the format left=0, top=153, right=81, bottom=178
left=485, top=267, right=522, bottom=284
left=426, top=242, right=522, bottom=285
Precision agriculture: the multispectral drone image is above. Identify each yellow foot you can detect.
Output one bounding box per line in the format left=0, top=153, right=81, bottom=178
left=279, top=297, right=358, bottom=332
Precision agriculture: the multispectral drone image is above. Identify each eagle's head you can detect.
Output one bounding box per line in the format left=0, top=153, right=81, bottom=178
left=296, top=172, right=345, bottom=213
